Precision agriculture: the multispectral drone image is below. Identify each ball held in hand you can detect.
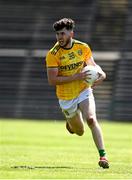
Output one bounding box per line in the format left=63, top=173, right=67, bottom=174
left=82, top=65, right=99, bottom=85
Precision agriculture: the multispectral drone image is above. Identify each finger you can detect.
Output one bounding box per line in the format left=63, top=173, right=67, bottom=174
left=86, top=77, right=92, bottom=79
left=85, top=70, right=90, bottom=73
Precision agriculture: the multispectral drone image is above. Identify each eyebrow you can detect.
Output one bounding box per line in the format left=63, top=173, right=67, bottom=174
left=56, top=31, right=66, bottom=36
left=56, top=31, right=65, bottom=33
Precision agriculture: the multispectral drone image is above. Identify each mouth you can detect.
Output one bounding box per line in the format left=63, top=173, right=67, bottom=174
left=59, top=40, right=64, bottom=44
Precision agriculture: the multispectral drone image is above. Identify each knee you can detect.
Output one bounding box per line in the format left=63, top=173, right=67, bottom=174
left=87, top=116, right=96, bottom=128
left=75, top=128, right=84, bottom=136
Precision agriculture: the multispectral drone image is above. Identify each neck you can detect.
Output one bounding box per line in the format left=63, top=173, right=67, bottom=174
left=65, top=38, right=73, bottom=49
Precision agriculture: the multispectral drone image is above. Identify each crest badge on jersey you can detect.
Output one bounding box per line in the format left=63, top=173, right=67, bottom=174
left=77, top=49, right=82, bottom=56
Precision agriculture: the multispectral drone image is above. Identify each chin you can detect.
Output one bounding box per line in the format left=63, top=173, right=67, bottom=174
left=60, top=43, right=66, bottom=48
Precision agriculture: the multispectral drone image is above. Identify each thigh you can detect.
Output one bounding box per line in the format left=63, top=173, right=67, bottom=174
left=67, top=110, right=84, bottom=131
left=79, top=94, right=97, bottom=121
left=59, top=98, right=78, bottom=118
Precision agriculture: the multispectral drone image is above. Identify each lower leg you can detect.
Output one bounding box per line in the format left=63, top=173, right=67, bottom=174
left=90, top=121, right=104, bottom=150
left=87, top=118, right=106, bottom=157
left=87, top=118, right=109, bottom=168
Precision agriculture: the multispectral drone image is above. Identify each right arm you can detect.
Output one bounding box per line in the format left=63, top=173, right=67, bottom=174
left=47, top=67, right=88, bottom=86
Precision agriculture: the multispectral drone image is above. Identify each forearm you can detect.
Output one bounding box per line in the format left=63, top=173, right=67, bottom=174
left=92, top=65, right=106, bottom=88
left=96, top=65, right=106, bottom=80
left=47, top=67, right=91, bottom=86
left=48, top=74, right=79, bottom=85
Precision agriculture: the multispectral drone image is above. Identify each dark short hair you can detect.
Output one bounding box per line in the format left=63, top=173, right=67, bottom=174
left=53, top=18, right=75, bottom=31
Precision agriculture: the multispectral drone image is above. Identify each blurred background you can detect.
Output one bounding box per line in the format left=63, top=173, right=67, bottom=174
left=0, top=0, right=131, bottom=121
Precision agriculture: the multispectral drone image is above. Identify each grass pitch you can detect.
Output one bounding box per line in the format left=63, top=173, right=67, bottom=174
left=0, top=119, right=132, bottom=179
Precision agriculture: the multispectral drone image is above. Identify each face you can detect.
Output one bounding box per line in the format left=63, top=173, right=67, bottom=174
left=56, top=28, right=73, bottom=48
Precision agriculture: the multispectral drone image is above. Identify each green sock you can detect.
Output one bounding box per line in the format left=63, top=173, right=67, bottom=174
left=99, top=149, right=106, bottom=157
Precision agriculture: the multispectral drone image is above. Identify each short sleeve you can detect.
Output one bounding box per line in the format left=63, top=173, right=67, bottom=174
left=46, top=51, right=59, bottom=67
left=84, top=44, right=93, bottom=62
